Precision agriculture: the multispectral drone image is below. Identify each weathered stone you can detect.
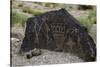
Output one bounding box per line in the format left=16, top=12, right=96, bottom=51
left=25, top=48, right=42, bottom=59
left=20, top=8, right=96, bottom=61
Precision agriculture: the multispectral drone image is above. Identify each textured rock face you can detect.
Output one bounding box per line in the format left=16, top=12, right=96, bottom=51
left=20, top=8, right=96, bottom=61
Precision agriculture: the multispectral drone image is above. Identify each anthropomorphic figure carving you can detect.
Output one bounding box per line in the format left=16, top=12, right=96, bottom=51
left=63, top=28, right=82, bottom=55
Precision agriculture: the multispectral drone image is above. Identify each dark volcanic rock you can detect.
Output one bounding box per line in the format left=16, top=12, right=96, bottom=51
left=20, top=8, right=96, bottom=61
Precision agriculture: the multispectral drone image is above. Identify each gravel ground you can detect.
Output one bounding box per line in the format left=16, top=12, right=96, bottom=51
left=12, top=49, right=84, bottom=66
left=11, top=40, right=84, bottom=66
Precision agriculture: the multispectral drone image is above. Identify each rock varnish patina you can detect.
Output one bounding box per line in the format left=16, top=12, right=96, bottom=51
left=20, top=8, right=96, bottom=62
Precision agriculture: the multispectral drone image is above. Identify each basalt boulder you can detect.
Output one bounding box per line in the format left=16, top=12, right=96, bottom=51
left=20, top=8, right=96, bottom=61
